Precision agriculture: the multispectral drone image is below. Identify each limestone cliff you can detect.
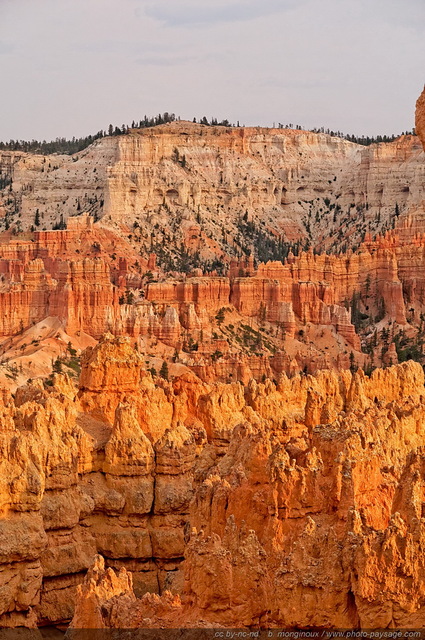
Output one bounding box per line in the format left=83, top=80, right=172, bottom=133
left=0, top=124, right=423, bottom=261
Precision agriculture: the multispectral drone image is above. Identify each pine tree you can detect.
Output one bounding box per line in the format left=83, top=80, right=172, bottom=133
left=216, top=308, right=225, bottom=325
left=53, top=357, right=62, bottom=373
left=159, top=360, right=169, bottom=380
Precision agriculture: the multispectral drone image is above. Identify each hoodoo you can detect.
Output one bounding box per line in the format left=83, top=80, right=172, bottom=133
left=0, top=69, right=425, bottom=631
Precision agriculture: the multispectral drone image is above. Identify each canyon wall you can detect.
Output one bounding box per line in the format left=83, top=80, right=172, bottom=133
left=0, top=124, right=423, bottom=258
left=2, top=213, right=425, bottom=383
left=0, top=138, right=117, bottom=229
left=73, top=355, right=425, bottom=628
left=0, top=335, right=420, bottom=629
left=0, top=217, right=415, bottom=338
left=0, top=114, right=423, bottom=385
left=0, top=335, right=196, bottom=628
left=416, top=86, right=425, bottom=151
left=1, top=86, right=425, bottom=635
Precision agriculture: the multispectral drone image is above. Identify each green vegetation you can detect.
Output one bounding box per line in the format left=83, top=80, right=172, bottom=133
left=277, top=123, right=415, bottom=146
left=5, top=363, right=19, bottom=382
left=0, top=174, right=12, bottom=190
left=211, top=350, right=223, bottom=362
left=119, top=290, right=135, bottom=305
left=0, top=113, right=236, bottom=156
left=350, top=292, right=370, bottom=332
left=0, top=111, right=410, bottom=158
left=151, top=240, right=226, bottom=276
left=52, top=357, right=62, bottom=374
left=183, top=336, right=198, bottom=352
left=52, top=214, right=66, bottom=230
left=44, top=350, right=82, bottom=386
left=394, top=330, right=424, bottom=364
left=236, top=218, right=304, bottom=264
left=159, top=360, right=169, bottom=380
left=215, top=308, right=226, bottom=325
left=238, top=324, right=276, bottom=354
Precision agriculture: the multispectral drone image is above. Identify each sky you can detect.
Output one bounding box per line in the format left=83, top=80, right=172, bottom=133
left=0, top=0, right=424, bottom=140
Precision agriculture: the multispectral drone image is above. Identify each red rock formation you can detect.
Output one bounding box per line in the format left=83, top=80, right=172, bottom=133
left=0, top=331, right=424, bottom=629
left=3, top=205, right=425, bottom=383
left=2, top=88, right=425, bottom=633
left=146, top=278, right=230, bottom=308
left=0, top=337, right=189, bottom=627
left=0, top=225, right=419, bottom=383
left=416, top=86, right=425, bottom=151
left=66, top=358, right=425, bottom=630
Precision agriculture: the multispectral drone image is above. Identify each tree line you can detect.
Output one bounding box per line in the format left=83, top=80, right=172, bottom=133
left=0, top=112, right=414, bottom=156
left=277, top=123, right=415, bottom=146
left=0, top=112, right=238, bottom=155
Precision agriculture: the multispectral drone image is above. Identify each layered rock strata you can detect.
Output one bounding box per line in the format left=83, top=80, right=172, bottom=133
left=1, top=335, right=425, bottom=629
left=67, top=354, right=425, bottom=630
left=2, top=212, right=425, bottom=381
left=0, top=218, right=421, bottom=338
left=1, top=123, right=423, bottom=257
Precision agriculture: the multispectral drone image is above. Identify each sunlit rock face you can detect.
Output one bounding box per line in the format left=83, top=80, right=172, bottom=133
left=0, top=120, right=424, bottom=256
left=66, top=359, right=425, bottom=630
left=2, top=340, right=425, bottom=629
left=2, top=85, right=425, bottom=633
left=416, top=86, right=425, bottom=151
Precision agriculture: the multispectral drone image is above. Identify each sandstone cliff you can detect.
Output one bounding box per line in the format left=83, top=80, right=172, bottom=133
left=416, top=86, right=425, bottom=151
left=1, top=335, right=425, bottom=629
left=62, top=350, right=425, bottom=630
left=2, top=210, right=425, bottom=387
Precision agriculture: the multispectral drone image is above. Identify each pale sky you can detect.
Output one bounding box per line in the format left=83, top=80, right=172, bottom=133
left=1, top=0, right=424, bottom=141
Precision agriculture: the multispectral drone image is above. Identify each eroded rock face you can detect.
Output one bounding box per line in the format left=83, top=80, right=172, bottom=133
left=3, top=213, right=425, bottom=385
left=0, top=111, right=423, bottom=388
left=2, top=91, right=425, bottom=632
left=78, top=334, right=146, bottom=423
left=416, top=86, right=425, bottom=151
left=1, top=123, right=423, bottom=257
left=1, top=333, right=425, bottom=629
left=66, top=358, right=425, bottom=630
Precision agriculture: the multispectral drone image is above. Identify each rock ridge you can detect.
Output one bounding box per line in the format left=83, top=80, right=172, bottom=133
left=0, top=335, right=425, bottom=628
